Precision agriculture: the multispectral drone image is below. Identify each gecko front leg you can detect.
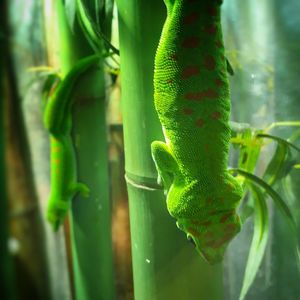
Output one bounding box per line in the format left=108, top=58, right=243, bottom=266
left=151, top=140, right=179, bottom=194
left=71, top=182, right=90, bottom=198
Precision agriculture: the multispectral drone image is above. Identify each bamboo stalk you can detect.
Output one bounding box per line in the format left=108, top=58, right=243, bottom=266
left=49, top=1, right=115, bottom=299
left=116, top=0, right=224, bottom=299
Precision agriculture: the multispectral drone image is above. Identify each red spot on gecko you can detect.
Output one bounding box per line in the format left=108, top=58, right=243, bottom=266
left=225, top=223, right=237, bottom=233
left=206, top=197, right=213, bottom=205
left=204, top=144, right=210, bottom=152
left=196, top=118, right=205, bottom=127
left=182, top=37, right=200, bottom=48
left=188, top=227, right=200, bottom=237
left=182, top=66, right=200, bottom=78
left=205, top=231, right=214, bottom=240
left=53, top=159, right=61, bottom=164
left=204, top=25, right=217, bottom=35
left=207, top=235, right=231, bottom=248
left=215, top=40, right=222, bottom=48
left=167, top=79, right=174, bottom=84
left=211, top=111, right=221, bottom=120
left=215, top=78, right=223, bottom=86
left=182, top=108, right=194, bottom=115
left=185, top=88, right=217, bottom=101
left=206, top=88, right=218, bottom=98
left=220, top=212, right=233, bottom=223
left=203, top=221, right=212, bottom=226
left=192, top=220, right=212, bottom=227
left=170, top=54, right=178, bottom=61
left=183, top=12, right=198, bottom=24
left=207, top=6, right=218, bottom=17
left=185, top=92, right=203, bottom=101
left=204, top=55, right=216, bottom=71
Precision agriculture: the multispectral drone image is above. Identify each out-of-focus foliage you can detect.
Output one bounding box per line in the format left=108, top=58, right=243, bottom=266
left=230, top=122, right=300, bottom=300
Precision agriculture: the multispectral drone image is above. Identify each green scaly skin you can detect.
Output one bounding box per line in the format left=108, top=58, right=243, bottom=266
left=44, top=55, right=99, bottom=231
left=151, top=0, right=243, bottom=263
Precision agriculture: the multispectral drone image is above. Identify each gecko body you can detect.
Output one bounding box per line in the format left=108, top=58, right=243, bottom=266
left=45, top=55, right=99, bottom=230
left=152, top=0, right=243, bottom=263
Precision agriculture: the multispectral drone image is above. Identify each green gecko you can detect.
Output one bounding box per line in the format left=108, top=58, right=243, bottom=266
left=151, top=0, right=243, bottom=263
left=44, top=55, right=100, bottom=231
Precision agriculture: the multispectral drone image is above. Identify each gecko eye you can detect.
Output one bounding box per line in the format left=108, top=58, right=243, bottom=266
left=187, top=235, right=196, bottom=247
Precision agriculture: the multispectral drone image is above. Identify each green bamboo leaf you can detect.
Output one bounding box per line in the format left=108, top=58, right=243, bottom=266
left=263, top=142, right=288, bottom=186
left=230, top=168, right=297, bottom=234
left=102, top=0, right=114, bottom=39
left=237, top=129, right=263, bottom=175
left=94, top=0, right=104, bottom=26
left=64, top=0, right=77, bottom=31
left=239, top=184, right=269, bottom=300
left=231, top=168, right=300, bottom=273
left=288, top=128, right=300, bottom=144
left=257, top=133, right=300, bottom=152
left=76, top=0, right=102, bottom=53
left=230, top=121, right=251, bottom=133
left=239, top=202, right=254, bottom=224
left=76, top=0, right=119, bottom=55
left=41, top=73, right=61, bottom=108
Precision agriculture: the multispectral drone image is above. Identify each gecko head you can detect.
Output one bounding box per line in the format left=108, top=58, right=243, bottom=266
left=176, top=211, right=241, bottom=264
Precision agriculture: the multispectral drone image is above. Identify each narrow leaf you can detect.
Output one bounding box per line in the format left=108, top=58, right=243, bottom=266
left=76, top=0, right=119, bottom=55
left=230, top=168, right=297, bottom=235
left=231, top=168, right=300, bottom=277
left=64, top=0, right=77, bottom=31
left=226, top=57, right=234, bottom=76
left=239, top=184, right=269, bottom=300
left=263, top=142, right=288, bottom=186
left=257, top=133, right=300, bottom=153
left=237, top=129, right=263, bottom=175
left=41, top=73, right=61, bottom=107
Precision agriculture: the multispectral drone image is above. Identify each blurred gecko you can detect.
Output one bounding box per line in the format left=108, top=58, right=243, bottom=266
left=151, top=0, right=243, bottom=263
left=44, top=55, right=99, bottom=231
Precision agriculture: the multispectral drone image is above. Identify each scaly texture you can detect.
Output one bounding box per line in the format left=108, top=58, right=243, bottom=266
left=151, top=0, right=243, bottom=263
left=44, top=55, right=99, bottom=231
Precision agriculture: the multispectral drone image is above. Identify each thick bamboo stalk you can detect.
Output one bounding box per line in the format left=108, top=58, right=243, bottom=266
left=49, top=1, right=115, bottom=299
left=116, top=0, right=224, bottom=299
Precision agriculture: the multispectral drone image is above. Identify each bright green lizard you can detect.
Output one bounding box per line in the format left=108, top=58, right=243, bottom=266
left=151, top=0, right=243, bottom=263
left=44, top=55, right=100, bottom=231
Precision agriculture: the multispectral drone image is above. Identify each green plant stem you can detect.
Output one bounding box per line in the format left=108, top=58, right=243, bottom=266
left=116, top=0, right=223, bottom=299
left=265, top=121, right=300, bottom=133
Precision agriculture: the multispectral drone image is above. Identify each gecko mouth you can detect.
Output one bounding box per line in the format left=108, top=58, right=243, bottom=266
left=187, top=234, right=196, bottom=246
left=177, top=214, right=241, bottom=264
